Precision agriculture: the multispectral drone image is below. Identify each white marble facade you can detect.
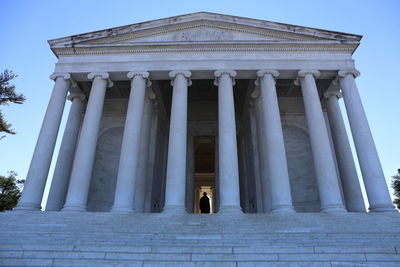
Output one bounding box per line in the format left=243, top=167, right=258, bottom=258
left=15, top=12, right=395, bottom=213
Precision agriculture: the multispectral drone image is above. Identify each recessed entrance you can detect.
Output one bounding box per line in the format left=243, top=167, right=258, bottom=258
left=193, top=137, right=216, bottom=213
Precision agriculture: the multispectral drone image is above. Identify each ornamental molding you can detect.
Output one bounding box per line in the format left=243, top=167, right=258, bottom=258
left=87, top=72, right=114, bottom=88
left=49, top=72, right=71, bottom=81
left=127, top=71, right=152, bottom=87
left=255, top=69, right=279, bottom=86
left=214, top=69, right=237, bottom=86
left=169, top=70, right=192, bottom=86
left=52, top=43, right=357, bottom=56
left=294, top=70, right=320, bottom=86
left=338, top=69, right=360, bottom=78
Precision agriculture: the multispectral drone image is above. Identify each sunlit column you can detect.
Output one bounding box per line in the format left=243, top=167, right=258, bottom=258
left=338, top=69, right=395, bottom=212
left=15, top=73, right=71, bottom=211
left=46, top=92, right=85, bottom=211
left=214, top=70, right=242, bottom=213
left=135, top=88, right=155, bottom=212
left=62, top=72, right=112, bottom=211
left=185, top=133, right=195, bottom=213
left=111, top=72, right=150, bottom=212
left=252, top=91, right=271, bottom=212
left=257, top=70, right=295, bottom=213
left=296, top=70, right=346, bottom=212
left=324, top=89, right=365, bottom=212
left=163, top=70, right=191, bottom=213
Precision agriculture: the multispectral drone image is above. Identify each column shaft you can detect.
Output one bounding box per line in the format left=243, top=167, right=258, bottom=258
left=254, top=97, right=271, bottom=212
left=185, top=134, right=195, bottom=213
left=298, top=70, right=346, bottom=212
left=325, top=93, right=365, bottom=211
left=163, top=70, right=191, bottom=213
left=215, top=70, right=242, bottom=213
left=16, top=74, right=70, bottom=211
left=249, top=107, right=263, bottom=213
left=135, top=91, right=153, bottom=212
left=339, top=70, right=394, bottom=212
left=214, top=135, right=220, bottom=212
left=144, top=107, right=159, bottom=212
left=46, top=94, right=85, bottom=211
left=62, top=73, right=110, bottom=211
left=111, top=72, right=149, bottom=212
left=258, top=70, right=295, bottom=213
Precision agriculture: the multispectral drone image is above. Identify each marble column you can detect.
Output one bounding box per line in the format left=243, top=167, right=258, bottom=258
left=214, top=70, right=242, bottom=213
left=135, top=88, right=156, bottom=212
left=324, top=89, right=365, bottom=212
left=62, top=72, right=112, bottom=211
left=15, top=73, right=71, bottom=211
left=163, top=70, right=191, bottom=213
left=253, top=92, right=271, bottom=212
left=46, top=92, right=86, bottom=211
left=257, top=70, right=295, bottom=213
left=111, top=72, right=150, bottom=212
left=144, top=104, right=159, bottom=212
left=249, top=106, right=263, bottom=213
left=338, top=70, right=395, bottom=212
left=185, top=133, right=195, bottom=213
left=214, top=134, right=220, bottom=212
left=296, top=70, right=346, bottom=212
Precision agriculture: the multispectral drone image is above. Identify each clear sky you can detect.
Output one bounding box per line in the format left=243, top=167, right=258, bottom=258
left=1, top=0, right=399, bottom=209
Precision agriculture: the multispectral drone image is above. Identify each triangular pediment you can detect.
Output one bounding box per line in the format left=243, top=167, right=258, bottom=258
left=49, top=12, right=361, bottom=55
left=78, top=20, right=328, bottom=46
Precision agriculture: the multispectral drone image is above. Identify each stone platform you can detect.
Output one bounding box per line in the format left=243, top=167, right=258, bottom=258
left=0, top=212, right=400, bottom=266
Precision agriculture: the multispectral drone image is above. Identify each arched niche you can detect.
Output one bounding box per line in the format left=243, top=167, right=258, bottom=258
left=87, top=127, right=123, bottom=211
left=282, top=124, right=320, bottom=212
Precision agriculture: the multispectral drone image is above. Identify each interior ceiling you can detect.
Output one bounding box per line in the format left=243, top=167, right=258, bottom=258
left=76, top=78, right=332, bottom=117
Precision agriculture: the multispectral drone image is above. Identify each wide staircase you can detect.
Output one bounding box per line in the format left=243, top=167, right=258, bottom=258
left=0, top=211, right=399, bottom=266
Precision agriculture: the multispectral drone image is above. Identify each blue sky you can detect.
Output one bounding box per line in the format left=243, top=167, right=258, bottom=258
left=1, top=0, right=399, bottom=208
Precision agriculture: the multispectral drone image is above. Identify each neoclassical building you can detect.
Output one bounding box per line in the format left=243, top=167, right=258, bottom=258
left=15, top=12, right=395, bottom=214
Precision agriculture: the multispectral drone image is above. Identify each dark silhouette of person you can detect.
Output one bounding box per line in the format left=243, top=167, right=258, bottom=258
left=200, top=192, right=211, bottom=214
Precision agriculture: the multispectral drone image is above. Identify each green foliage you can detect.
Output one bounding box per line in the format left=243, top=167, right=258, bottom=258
left=0, top=171, right=24, bottom=211
left=392, top=169, right=400, bottom=209
left=0, top=69, right=25, bottom=139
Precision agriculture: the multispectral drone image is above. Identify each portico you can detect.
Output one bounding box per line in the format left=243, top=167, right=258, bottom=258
left=15, top=12, right=395, bottom=214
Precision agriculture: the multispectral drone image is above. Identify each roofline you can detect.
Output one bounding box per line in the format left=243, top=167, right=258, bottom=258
left=48, top=11, right=362, bottom=46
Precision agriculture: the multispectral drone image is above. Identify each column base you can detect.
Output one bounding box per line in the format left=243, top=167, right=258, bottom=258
left=271, top=205, right=296, bottom=214
left=61, top=204, right=86, bottom=212
left=320, top=204, right=347, bottom=213
left=14, top=202, right=42, bottom=211
left=369, top=204, right=396, bottom=212
left=111, top=206, right=135, bottom=213
left=162, top=205, right=187, bottom=214
left=218, top=205, right=243, bottom=214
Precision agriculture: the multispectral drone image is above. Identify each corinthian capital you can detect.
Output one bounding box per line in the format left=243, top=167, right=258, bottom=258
left=127, top=71, right=151, bottom=87
left=87, top=72, right=113, bottom=88
left=338, top=69, right=360, bottom=78
left=255, top=69, right=279, bottom=86
left=298, top=69, right=321, bottom=78
left=49, top=73, right=71, bottom=81
left=294, top=69, right=321, bottom=86
left=214, top=69, right=237, bottom=86
left=169, top=70, right=192, bottom=86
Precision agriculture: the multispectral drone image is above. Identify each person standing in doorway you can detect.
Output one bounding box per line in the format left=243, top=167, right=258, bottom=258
left=200, top=192, right=211, bottom=213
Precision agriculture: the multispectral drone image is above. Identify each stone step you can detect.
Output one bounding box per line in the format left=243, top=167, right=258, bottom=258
left=2, top=250, right=399, bottom=261
left=0, top=244, right=397, bottom=254
left=1, top=212, right=399, bottom=266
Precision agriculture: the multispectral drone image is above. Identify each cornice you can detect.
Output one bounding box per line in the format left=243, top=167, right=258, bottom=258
left=53, top=43, right=357, bottom=56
